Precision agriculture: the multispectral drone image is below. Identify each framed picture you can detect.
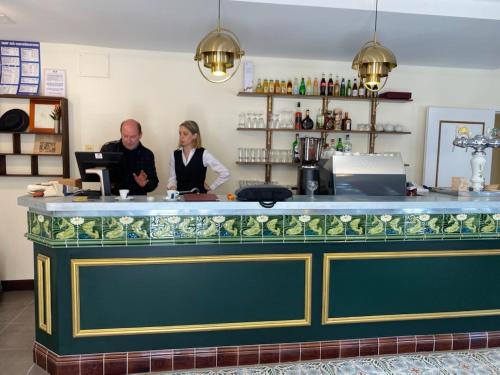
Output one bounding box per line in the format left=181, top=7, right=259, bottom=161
left=29, top=98, right=60, bottom=134
left=33, top=134, right=62, bottom=155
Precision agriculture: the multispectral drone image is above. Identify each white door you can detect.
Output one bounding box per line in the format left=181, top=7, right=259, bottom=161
left=423, top=107, right=496, bottom=187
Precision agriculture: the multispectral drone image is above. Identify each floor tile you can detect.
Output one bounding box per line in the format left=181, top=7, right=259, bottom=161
left=0, top=322, right=35, bottom=349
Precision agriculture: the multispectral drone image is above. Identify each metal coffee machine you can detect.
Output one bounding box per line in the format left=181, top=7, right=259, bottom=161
left=297, top=137, right=322, bottom=195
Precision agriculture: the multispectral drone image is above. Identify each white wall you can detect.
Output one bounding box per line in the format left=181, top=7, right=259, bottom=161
left=1, top=42, right=499, bottom=281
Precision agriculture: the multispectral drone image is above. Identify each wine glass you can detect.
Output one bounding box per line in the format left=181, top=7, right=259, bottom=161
left=307, top=180, right=318, bottom=197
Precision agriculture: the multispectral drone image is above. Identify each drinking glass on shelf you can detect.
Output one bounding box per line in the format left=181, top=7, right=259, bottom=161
left=307, top=180, right=318, bottom=197
left=280, top=149, right=288, bottom=163
left=238, top=148, right=243, bottom=162
left=260, top=148, right=267, bottom=162
left=288, top=111, right=295, bottom=129
left=245, top=112, right=253, bottom=128
left=238, top=112, right=246, bottom=128
left=257, top=113, right=265, bottom=129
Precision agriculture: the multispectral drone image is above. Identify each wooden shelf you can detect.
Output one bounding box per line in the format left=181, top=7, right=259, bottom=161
left=0, top=174, right=64, bottom=177
left=236, top=161, right=298, bottom=166
left=0, top=97, right=69, bottom=178
left=236, top=127, right=411, bottom=134
left=0, top=153, right=62, bottom=156
left=0, top=94, right=66, bottom=100
left=237, top=91, right=412, bottom=103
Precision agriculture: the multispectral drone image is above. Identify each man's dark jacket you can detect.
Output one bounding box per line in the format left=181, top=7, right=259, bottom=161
left=100, top=140, right=159, bottom=195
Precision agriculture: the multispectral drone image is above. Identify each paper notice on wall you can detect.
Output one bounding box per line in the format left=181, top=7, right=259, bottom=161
left=0, top=40, right=40, bottom=95
left=43, top=69, right=66, bottom=97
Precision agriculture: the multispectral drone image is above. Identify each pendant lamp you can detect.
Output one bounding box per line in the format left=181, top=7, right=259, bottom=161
left=352, top=0, right=397, bottom=92
left=194, top=0, right=244, bottom=83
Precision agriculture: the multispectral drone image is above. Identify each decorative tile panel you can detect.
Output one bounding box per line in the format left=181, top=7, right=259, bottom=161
left=25, top=211, right=500, bottom=247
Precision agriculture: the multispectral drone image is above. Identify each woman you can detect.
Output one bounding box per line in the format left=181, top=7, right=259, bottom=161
left=167, top=121, right=230, bottom=193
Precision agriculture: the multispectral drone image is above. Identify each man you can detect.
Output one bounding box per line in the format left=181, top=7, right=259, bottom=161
left=101, top=119, right=158, bottom=195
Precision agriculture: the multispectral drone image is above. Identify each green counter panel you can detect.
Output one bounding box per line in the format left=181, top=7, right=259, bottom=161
left=33, top=241, right=500, bottom=355
left=72, top=254, right=312, bottom=337
left=323, top=250, right=500, bottom=324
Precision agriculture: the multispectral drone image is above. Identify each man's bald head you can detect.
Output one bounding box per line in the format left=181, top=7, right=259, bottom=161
left=120, top=119, right=142, bottom=150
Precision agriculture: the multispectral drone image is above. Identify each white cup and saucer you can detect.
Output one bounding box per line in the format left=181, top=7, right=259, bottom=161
left=116, top=189, right=134, bottom=200
left=165, top=190, right=180, bottom=201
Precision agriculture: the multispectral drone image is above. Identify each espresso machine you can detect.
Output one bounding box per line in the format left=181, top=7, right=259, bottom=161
left=297, top=137, right=322, bottom=195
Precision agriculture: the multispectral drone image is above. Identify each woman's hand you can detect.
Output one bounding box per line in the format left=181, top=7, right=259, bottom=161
left=204, top=182, right=211, bottom=193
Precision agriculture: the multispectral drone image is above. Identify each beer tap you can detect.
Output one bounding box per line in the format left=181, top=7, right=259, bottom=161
left=452, top=128, right=500, bottom=191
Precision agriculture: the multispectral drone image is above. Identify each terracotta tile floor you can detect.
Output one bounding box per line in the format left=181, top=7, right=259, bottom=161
left=1, top=291, right=499, bottom=375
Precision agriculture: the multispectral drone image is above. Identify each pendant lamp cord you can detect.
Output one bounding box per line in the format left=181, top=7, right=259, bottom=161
left=217, top=0, right=221, bottom=31
left=374, top=0, right=378, bottom=34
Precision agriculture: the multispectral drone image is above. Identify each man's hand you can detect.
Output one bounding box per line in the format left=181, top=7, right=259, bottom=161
left=133, top=170, right=149, bottom=188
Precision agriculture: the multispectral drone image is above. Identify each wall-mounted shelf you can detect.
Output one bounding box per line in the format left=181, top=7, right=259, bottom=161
left=237, top=128, right=411, bottom=135
left=237, top=92, right=412, bottom=103
left=237, top=90, right=412, bottom=183
left=0, top=95, right=69, bottom=178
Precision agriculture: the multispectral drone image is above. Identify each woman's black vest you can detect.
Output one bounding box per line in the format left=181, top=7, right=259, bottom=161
left=174, top=148, right=207, bottom=193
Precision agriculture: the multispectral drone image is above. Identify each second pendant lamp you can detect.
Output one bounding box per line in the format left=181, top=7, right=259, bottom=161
left=352, top=0, right=397, bottom=92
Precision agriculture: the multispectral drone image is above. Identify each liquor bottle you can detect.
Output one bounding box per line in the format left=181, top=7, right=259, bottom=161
left=320, top=73, right=326, bottom=96
left=281, top=80, right=287, bottom=94
left=263, top=79, right=269, bottom=93
left=340, top=78, right=346, bottom=96
left=306, top=77, right=312, bottom=95
left=293, top=78, right=299, bottom=95
left=316, top=108, right=325, bottom=129
left=313, top=77, right=319, bottom=95
left=335, top=137, right=344, bottom=152
left=269, top=79, right=275, bottom=94
left=346, top=79, right=352, bottom=96
left=358, top=78, right=366, bottom=97
left=327, top=74, right=334, bottom=96
left=256, top=79, right=263, bottom=93
left=343, top=134, right=352, bottom=153
left=344, top=112, right=352, bottom=131
left=302, top=109, right=314, bottom=129
left=352, top=78, right=358, bottom=97
left=294, top=102, right=302, bottom=130
left=287, top=79, right=293, bottom=95
left=334, top=75, right=340, bottom=97
left=274, top=79, right=281, bottom=94
left=299, top=77, right=306, bottom=95
left=292, top=133, right=300, bottom=163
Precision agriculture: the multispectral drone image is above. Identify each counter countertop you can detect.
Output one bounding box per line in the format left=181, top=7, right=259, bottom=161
left=17, top=193, right=500, bottom=216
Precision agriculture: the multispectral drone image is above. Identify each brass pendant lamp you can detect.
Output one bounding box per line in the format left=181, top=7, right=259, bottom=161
left=352, top=0, right=397, bottom=92
left=194, top=0, right=244, bottom=83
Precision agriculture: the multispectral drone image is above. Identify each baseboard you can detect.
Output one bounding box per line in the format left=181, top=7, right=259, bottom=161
left=1, top=279, right=34, bottom=291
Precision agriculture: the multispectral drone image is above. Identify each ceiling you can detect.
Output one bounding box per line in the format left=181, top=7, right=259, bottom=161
left=1, top=0, right=500, bottom=69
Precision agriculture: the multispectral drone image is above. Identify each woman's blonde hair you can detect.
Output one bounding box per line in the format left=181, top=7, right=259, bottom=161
left=179, top=120, right=203, bottom=148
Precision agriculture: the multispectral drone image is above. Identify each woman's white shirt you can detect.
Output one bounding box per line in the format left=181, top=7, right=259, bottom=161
left=167, top=148, right=230, bottom=191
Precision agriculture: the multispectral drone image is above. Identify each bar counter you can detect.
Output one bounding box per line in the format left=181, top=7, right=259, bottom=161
left=18, top=194, right=500, bottom=374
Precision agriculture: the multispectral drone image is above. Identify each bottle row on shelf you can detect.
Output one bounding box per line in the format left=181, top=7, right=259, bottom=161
left=237, top=107, right=408, bottom=132
left=254, top=74, right=376, bottom=98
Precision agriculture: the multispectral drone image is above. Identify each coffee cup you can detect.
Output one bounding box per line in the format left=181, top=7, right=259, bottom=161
left=119, top=189, right=129, bottom=199
left=166, top=190, right=179, bottom=200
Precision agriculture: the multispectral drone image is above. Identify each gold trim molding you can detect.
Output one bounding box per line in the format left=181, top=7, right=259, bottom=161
left=72, top=254, right=312, bottom=337
left=322, top=250, right=500, bottom=325
left=37, top=254, right=52, bottom=334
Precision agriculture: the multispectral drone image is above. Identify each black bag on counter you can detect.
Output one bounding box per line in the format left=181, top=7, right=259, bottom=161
left=235, top=184, right=292, bottom=208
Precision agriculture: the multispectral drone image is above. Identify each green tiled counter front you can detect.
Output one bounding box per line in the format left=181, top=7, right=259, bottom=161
left=26, top=212, right=500, bottom=247
left=17, top=194, right=500, bottom=358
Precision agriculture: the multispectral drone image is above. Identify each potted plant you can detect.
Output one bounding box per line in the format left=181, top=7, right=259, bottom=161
left=50, top=105, right=62, bottom=133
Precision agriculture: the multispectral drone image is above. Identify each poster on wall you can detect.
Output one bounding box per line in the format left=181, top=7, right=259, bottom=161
left=0, top=40, right=40, bottom=95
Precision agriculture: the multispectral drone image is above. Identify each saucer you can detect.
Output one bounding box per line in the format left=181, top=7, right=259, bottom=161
left=164, top=196, right=180, bottom=201
left=115, top=196, right=134, bottom=201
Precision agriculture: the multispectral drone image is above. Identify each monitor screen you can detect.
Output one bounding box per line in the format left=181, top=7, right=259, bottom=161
left=75, top=151, right=123, bottom=182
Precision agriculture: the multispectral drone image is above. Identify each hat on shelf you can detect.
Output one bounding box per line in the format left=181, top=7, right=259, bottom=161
left=0, top=109, right=29, bottom=132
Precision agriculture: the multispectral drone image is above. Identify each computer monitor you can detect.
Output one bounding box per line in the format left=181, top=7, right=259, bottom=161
left=75, top=152, right=123, bottom=196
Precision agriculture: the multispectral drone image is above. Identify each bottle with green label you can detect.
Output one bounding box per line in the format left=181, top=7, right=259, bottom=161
left=292, top=133, right=300, bottom=163
left=335, top=137, right=344, bottom=152
left=299, top=77, right=306, bottom=95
